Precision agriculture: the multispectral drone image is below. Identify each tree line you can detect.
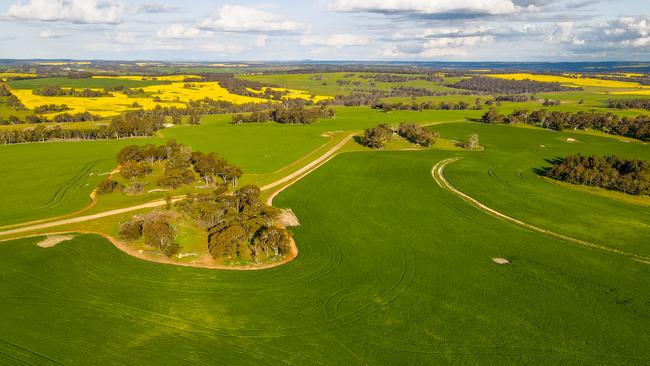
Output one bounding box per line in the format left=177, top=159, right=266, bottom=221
left=232, top=103, right=335, bottom=124
left=481, top=107, right=650, bottom=141
left=371, top=100, right=479, bottom=112
left=34, top=85, right=113, bottom=98
left=545, top=154, right=649, bottom=196
left=607, top=98, right=650, bottom=110
left=360, top=123, right=438, bottom=149
left=451, top=77, right=578, bottom=94
left=0, top=110, right=165, bottom=144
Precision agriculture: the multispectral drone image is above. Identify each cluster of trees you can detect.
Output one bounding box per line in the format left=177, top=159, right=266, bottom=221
left=34, top=104, right=70, bottom=114
left=481, top=107, right=650, bottom=141
left=34, top=85, right=113, bottom=98
left=174, top=186, right=292, bottom=263
left=6, top=95, right=25, bottom=109
left=607, top=98, right=650, bottom=110
left=232, top=103, right=335, bottom=125
left=328, top=89, right=472, bottom=107
left=545, top=154, right=650, bottom=196
left=397, top=123, right=439, bottom=147
left=371, top=100, right=479, bottom=112
left=120, top=211, right=181, bottom=257
left=451, top=77, right=577, bottom=94
left=360, top=123, right=438, bottom=149
left=108, top=140, right=242, bottom=192
left=359, top=124, right=394, bottom=149
left=0, top=84, right=11, bottom=97
left=0, top=110, right=165, bottom=144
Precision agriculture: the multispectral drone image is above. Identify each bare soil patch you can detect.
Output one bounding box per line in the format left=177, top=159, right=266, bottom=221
left=279, top=208, right=301, bottom=227
left=492, top=257, right=511, bottom=265
left=37, top=235, right=75, bottom=248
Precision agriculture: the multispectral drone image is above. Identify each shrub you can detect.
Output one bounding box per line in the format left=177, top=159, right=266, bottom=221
left=96, top=179, right=120, bottom=195
left=119, top=218, right=143, bottom=241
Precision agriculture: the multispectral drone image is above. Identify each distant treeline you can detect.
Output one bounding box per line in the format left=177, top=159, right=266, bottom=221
left=452, top=77, right=578, bottom=94
left=607, top=98, right=650, bottom=110
left=481, top=108, right=650, bottom=141
left=358, top=73, right=444, bottom=83
left=545, top=154, right=650, bottom=196
left=232, top=104, right=335, bottom=124
left=328, top=89, right=474, bottom=107
left=34, top=85, right=113, bottom=98
left=0, top=110, right=164, bottom=144
left=371, top=100, right=479, bottom=112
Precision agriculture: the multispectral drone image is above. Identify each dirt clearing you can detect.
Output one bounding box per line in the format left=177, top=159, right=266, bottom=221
left=279, top=209, right=301, bottom=227
left=492, top=257, right=511, bottom=265
left=37, top=235, right=75, bottom=248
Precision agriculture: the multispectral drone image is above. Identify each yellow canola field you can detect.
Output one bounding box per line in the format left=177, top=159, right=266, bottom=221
left=144, top=82, right=273, bottom=104
left=0, top=73, right=38, bottom=81
left=247, top=87, right=331, bottom=103
left=93, top=75, right=202, bottom=82
left=10, top=82, right=274, bottom=117
left=11, top=89, right=185, bottom=117
left=488, top=73, right=649, bottom=89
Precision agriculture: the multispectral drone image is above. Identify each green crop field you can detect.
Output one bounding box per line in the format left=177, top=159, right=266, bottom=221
left=1, top=62, right=650, bottom=365
left=1, top=134, right=649, bottom=363
left=7, top=77, right=167, bottom=90
left=0, top=139, right=145, bottom=226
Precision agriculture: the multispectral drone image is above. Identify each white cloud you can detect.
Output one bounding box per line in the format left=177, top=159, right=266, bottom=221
left=200, top=5, right=306, bottom=33
left=380, top=35, right=492, bottom=59
left=115, top=31, right=136, bottom=44
left=156, top=24, right=203, bottom=39
left=300, top=34, right=371, bottom=49
left=39, top=30, right=58, bottom=38
left=256, top=35, right=268, bottom=47
left=329, top=0, right=518, bottom=16
left=7, top=0, right=125, bottom=24
left=545, top=22, right=584, bottom=45
left=136, top=3, right=180, bottom=14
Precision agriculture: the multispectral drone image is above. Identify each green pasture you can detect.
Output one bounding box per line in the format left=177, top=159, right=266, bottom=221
left=7, top=77, right=167, bottom=90
left=433, top=122, right=650, bottom=257
left=239, top=72, right=458, bottom=96
left=0, top=139, right=145, bottom=227
left=0, top=144, right=648, bottom=363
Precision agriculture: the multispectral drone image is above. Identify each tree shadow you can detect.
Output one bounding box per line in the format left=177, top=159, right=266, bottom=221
left=533, top=156, right=564, bottom=176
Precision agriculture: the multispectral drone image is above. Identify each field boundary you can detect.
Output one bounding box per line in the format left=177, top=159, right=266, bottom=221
left=432, top=158, right=650, bottom=262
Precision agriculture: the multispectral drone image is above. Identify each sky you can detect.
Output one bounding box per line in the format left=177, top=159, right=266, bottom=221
left=0, top=0, right=648, bottom=61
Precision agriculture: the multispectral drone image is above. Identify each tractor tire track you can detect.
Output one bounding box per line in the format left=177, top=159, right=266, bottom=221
left=432, top=158, right=650, bottom=262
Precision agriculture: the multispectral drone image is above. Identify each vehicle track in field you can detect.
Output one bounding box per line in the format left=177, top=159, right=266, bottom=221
left=41, top=161, right=100, bottom=209
left=432, top=157, right=650, bottom=262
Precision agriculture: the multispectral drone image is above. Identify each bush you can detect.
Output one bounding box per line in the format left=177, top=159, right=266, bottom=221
left=96, top=179, right=120, bottom=195
left=120, top=218, right=143, bottom=241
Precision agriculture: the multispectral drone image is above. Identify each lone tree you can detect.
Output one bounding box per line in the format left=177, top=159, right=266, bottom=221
left=464, top=134, right=480, bottom=151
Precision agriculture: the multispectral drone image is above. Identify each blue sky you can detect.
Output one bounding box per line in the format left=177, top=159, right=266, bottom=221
left=0, top=0, right=648, bottom=61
